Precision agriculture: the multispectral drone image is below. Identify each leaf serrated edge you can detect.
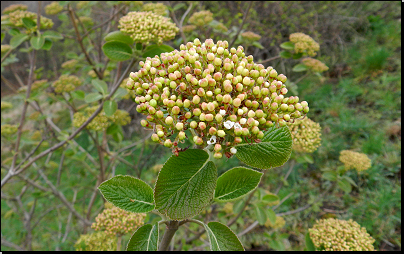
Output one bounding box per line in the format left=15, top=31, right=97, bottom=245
left=98, top=174, right=155, bottom=213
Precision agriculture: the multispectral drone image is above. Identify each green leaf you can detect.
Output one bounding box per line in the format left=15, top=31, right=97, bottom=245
left=235, top=126, right=292, bottom=170
left=342, top=175, right=358, bottom=187
left=143, top=44, right=174, bottom=58
left=91, top=79, right=108, bottom=95
left=254, top=205, right=267, bottom=225
left=292, top=52, right=303, bottom=59
left=296, top=154, right=314, bottom=164
left=305, top=233, right=316, bottom=251
left=112, top=87, right=128, bottom=100
left=204, top=221, right=244, bottom=251
left=84, top=92, right=103, bottom=103
left=1, top=33, right=4, bottom=43
left=279, top=41, right=295, bottom=50
left=172, top=3, right=186, bottom=12
left=22, top=18, right=36, bottom=29
left=104, top=30, right=134, bottom=45
left=232, top=199, right=245, bottom=214
left=71, top=90, right=85, bottom=100
left=267, top=208, right=276, bottom=225
left=30, top=35, right=45, bottom=50
left=42, top=38, right=52, bottom=51
left=154, top=149, right=217, bottom=220
left=337, top=178, right=352, bottom=193
left=8, top=28, right=20, bottom=36
left=262, top=194, right=280, bottom=204
left=214, top=167, right=263, bottom=202
left=292, top=64, right=308, bottom=72
left=43, top=31, right=63, bottom=40
left=252, top=41, right=264, bottom=49
left=98, top=175, right=155, bottom=213
left=280, top=50, right=292, bottom=59
left=322, top=171, right=337, bottom=181
left=103, top=100, right=118, bottom=117
left=10, top=34, right=29, bottom=49
left=102, top=41, right=132, bottom=61
left=106, top=123, right=121, bottom=135
left=127, top=223, right=159, bottom=251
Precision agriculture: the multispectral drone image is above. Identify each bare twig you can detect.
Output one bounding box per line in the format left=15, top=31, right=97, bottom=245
left=167, top=1, right=188, bottom=44
left=229, top=1, right=254, bottom=48
left=257, top=55, right=281, bottom=64
left=1, top=238, right=26, bottom=251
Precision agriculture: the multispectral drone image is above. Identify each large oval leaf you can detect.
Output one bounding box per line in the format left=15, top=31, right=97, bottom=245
left=10, top=34, right=29, bottom=49
left=154, top=149, right=217, bottom=220
left=102, top=41, right=132, bottom=61
left=22, top=18, right=36, bottom=29
left=254, top=205, right=267, bottom=225
left=235, top=126, right=292, bottom=170
left=98, top=175, right=155, bottom=213
left=127, top=223, right=159, bottom=251
left=84, top=92, right=103, bottom=103
left=104, top=30, right=134, bottom=45
left=43, top=31, right=63, bottom=40
left=204, top=221, right=244, bottom=251
left=279, top=41, right=295, bottom=50
left=103, top=100, right=118, bottom=117
left=142, top=44, right=174, bottom=58
left=292, top=63, right=308, bottom=72
left=30, top=35, right=45, bottom=50
left=214, top=167, right=262, bottom=202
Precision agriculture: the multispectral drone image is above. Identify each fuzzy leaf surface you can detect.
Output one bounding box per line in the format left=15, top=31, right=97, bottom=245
left=127, top=223, right=159, bottom=251
left=204, top=221, right=244, bottom=251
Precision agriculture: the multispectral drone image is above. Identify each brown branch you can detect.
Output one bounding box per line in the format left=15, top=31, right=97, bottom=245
left=257, top=55, right=281, bottom=64
left=229, top=1, right=254, bottom=48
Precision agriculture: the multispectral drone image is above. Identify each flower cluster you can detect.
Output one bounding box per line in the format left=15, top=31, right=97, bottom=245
left=127, top=38, right=309, bottom=158
left=75, top=231, right=117, bottom=251
left=76, top=1, right=90, bottom=10
left=142, top=3, right=167, bottom=16
left=45, top=2, right=64, bottom=15
left=309, top=218, right=375, bottom=251
left=339, top=150, right=371, bottom=172
left=7, top=10, right=54, bottom=32
left=241, top=31, right=261, bottom=43
left=301, top=58, right=329, bottom=73
left=18, top=79, right=48, bottom=93
left=265, top=216, right=285, bottom=229
left=289, top=33, right=320, bottom=57
left=88, top=69, right=110, bottom=78
left=1, top=45, right=11, bottom=53
left=73, top=106, right=131, bottom=131
left=288, top=117, right=321, bottom=153
left=119, top=11, right=179, bottom=45
left=188, top=10, right=214, bottom=27
left=61, top=59, right=78, bottom=69
left=212, top=22, right=228, bottom=33
left=2, top=4, right=27, bottom=15
left=1, top=124, right=18, bottom=135
left=52, top=75, right=82, bottom=93
left=120, top=78, right=137, bottom=100
left=91, top=202, right=146, bottom=236
left=182, top=25, right=196, bottom=33
left=1, top=101, right=13, bottom=110
left=75, top=16, right=94, bottom=26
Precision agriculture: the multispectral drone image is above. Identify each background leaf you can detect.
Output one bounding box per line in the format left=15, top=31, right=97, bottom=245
left=305, top=232, right=316, bottom=251
left=10, top=34, right=29, bottom=49
left=280, top=50, right=292, bottom=59
left=91, top=79, right=108, bottom=95
left=42, top=31, right=63, bottom=40
left=338, top=178, right=352, bottom=193
left=71, top=90, right=85, bottom=100
left=322, top=171, right=337, bottom=181
left=292, top=63, right=308, bottom=72
left=30, top=35, right=45, bottom=50
left=154, top=149, right=217, bottom=220
left=104, top=30, right=134, bottom=45
left=142, top=44, right=175, bottom=58
left=98, top=175, right=155, bottom=213
left=103, top=100, right=118, bottom=117
left=22, top=18, right=36, bottom=29
left=127, top=223, right=159, bottom=251
left=84, top=92, right=103, bottom=103
left=205, top=221, right=244, bottom=251
left=254, top=205, right=267, bottom=225
left=214, top=167, right=262, bottom=202
left=235, top=126, right=292, bottom=170
left=267, top=208, right=277, bottom=225
left=42, top=38, right=52, bottom=51
left=280, top=41, right=295, bottom=50
left=262, top=193, right=280, bottom=204
left=102, top=41, right=132, bottom=61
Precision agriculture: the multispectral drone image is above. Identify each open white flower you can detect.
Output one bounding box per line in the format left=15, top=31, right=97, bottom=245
left=219, top=109, right=226, bottom=116
left=230, top=147, right=237, bottom=154
left=224, top=120, right=234, bottom=129
left=207, top=135, right=217, bottom=145
left=234, top=123, right=242, bottom=129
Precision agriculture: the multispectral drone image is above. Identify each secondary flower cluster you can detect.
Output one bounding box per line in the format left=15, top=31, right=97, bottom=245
left=2, top=4, right=27, bottom=15
left=339, top=150, right=371, bottom=172
left=241, top=31, right=261, bottom=43
left=73, top=106, right=131, bottom=131
left=127, top=38, right=309, bottom=158
left=182, top=25, right=196, bottom=33
left=1, top=45, right=11, bottom=53
left=6, top=10, right=54, bottom=32
left=76, top=1, right=90, bottom=10
left=301, top=57, right=329, bottom=73
left=119, top=11, right=179, bottom=45
left=212, top=22, right=228, bottom=33
left=75, top=16, right=94, bottom=26
left=288, top=117, right=321, bottom=153
left=61, top=59, right=79, bottom=69
left=309, top=218, right=375, bottom=251
left=1, top=101, right=12, bottom=110
left=75, top=232, right=117, bottom=251
left=52, top=75, right=82, bottom=93
left=142, top=3, right=167, bottom=16
left=18, top=79, right=48, bottom=93
left=91, top=202, right=146, bottom=236
left=1, top=124, right=18, bottom=135
left=45, top=2, right=64, bottom=15
left=289, top=33, right=320, bottom=57
left=188, top=10, right=214, bottom=27
left=265, top=216, right=286, bottom=229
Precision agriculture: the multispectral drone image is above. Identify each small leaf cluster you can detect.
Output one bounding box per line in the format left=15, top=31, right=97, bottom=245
left=18, top=79, right=48, bottom=93
left=308, top=218, right=375, bottom=251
